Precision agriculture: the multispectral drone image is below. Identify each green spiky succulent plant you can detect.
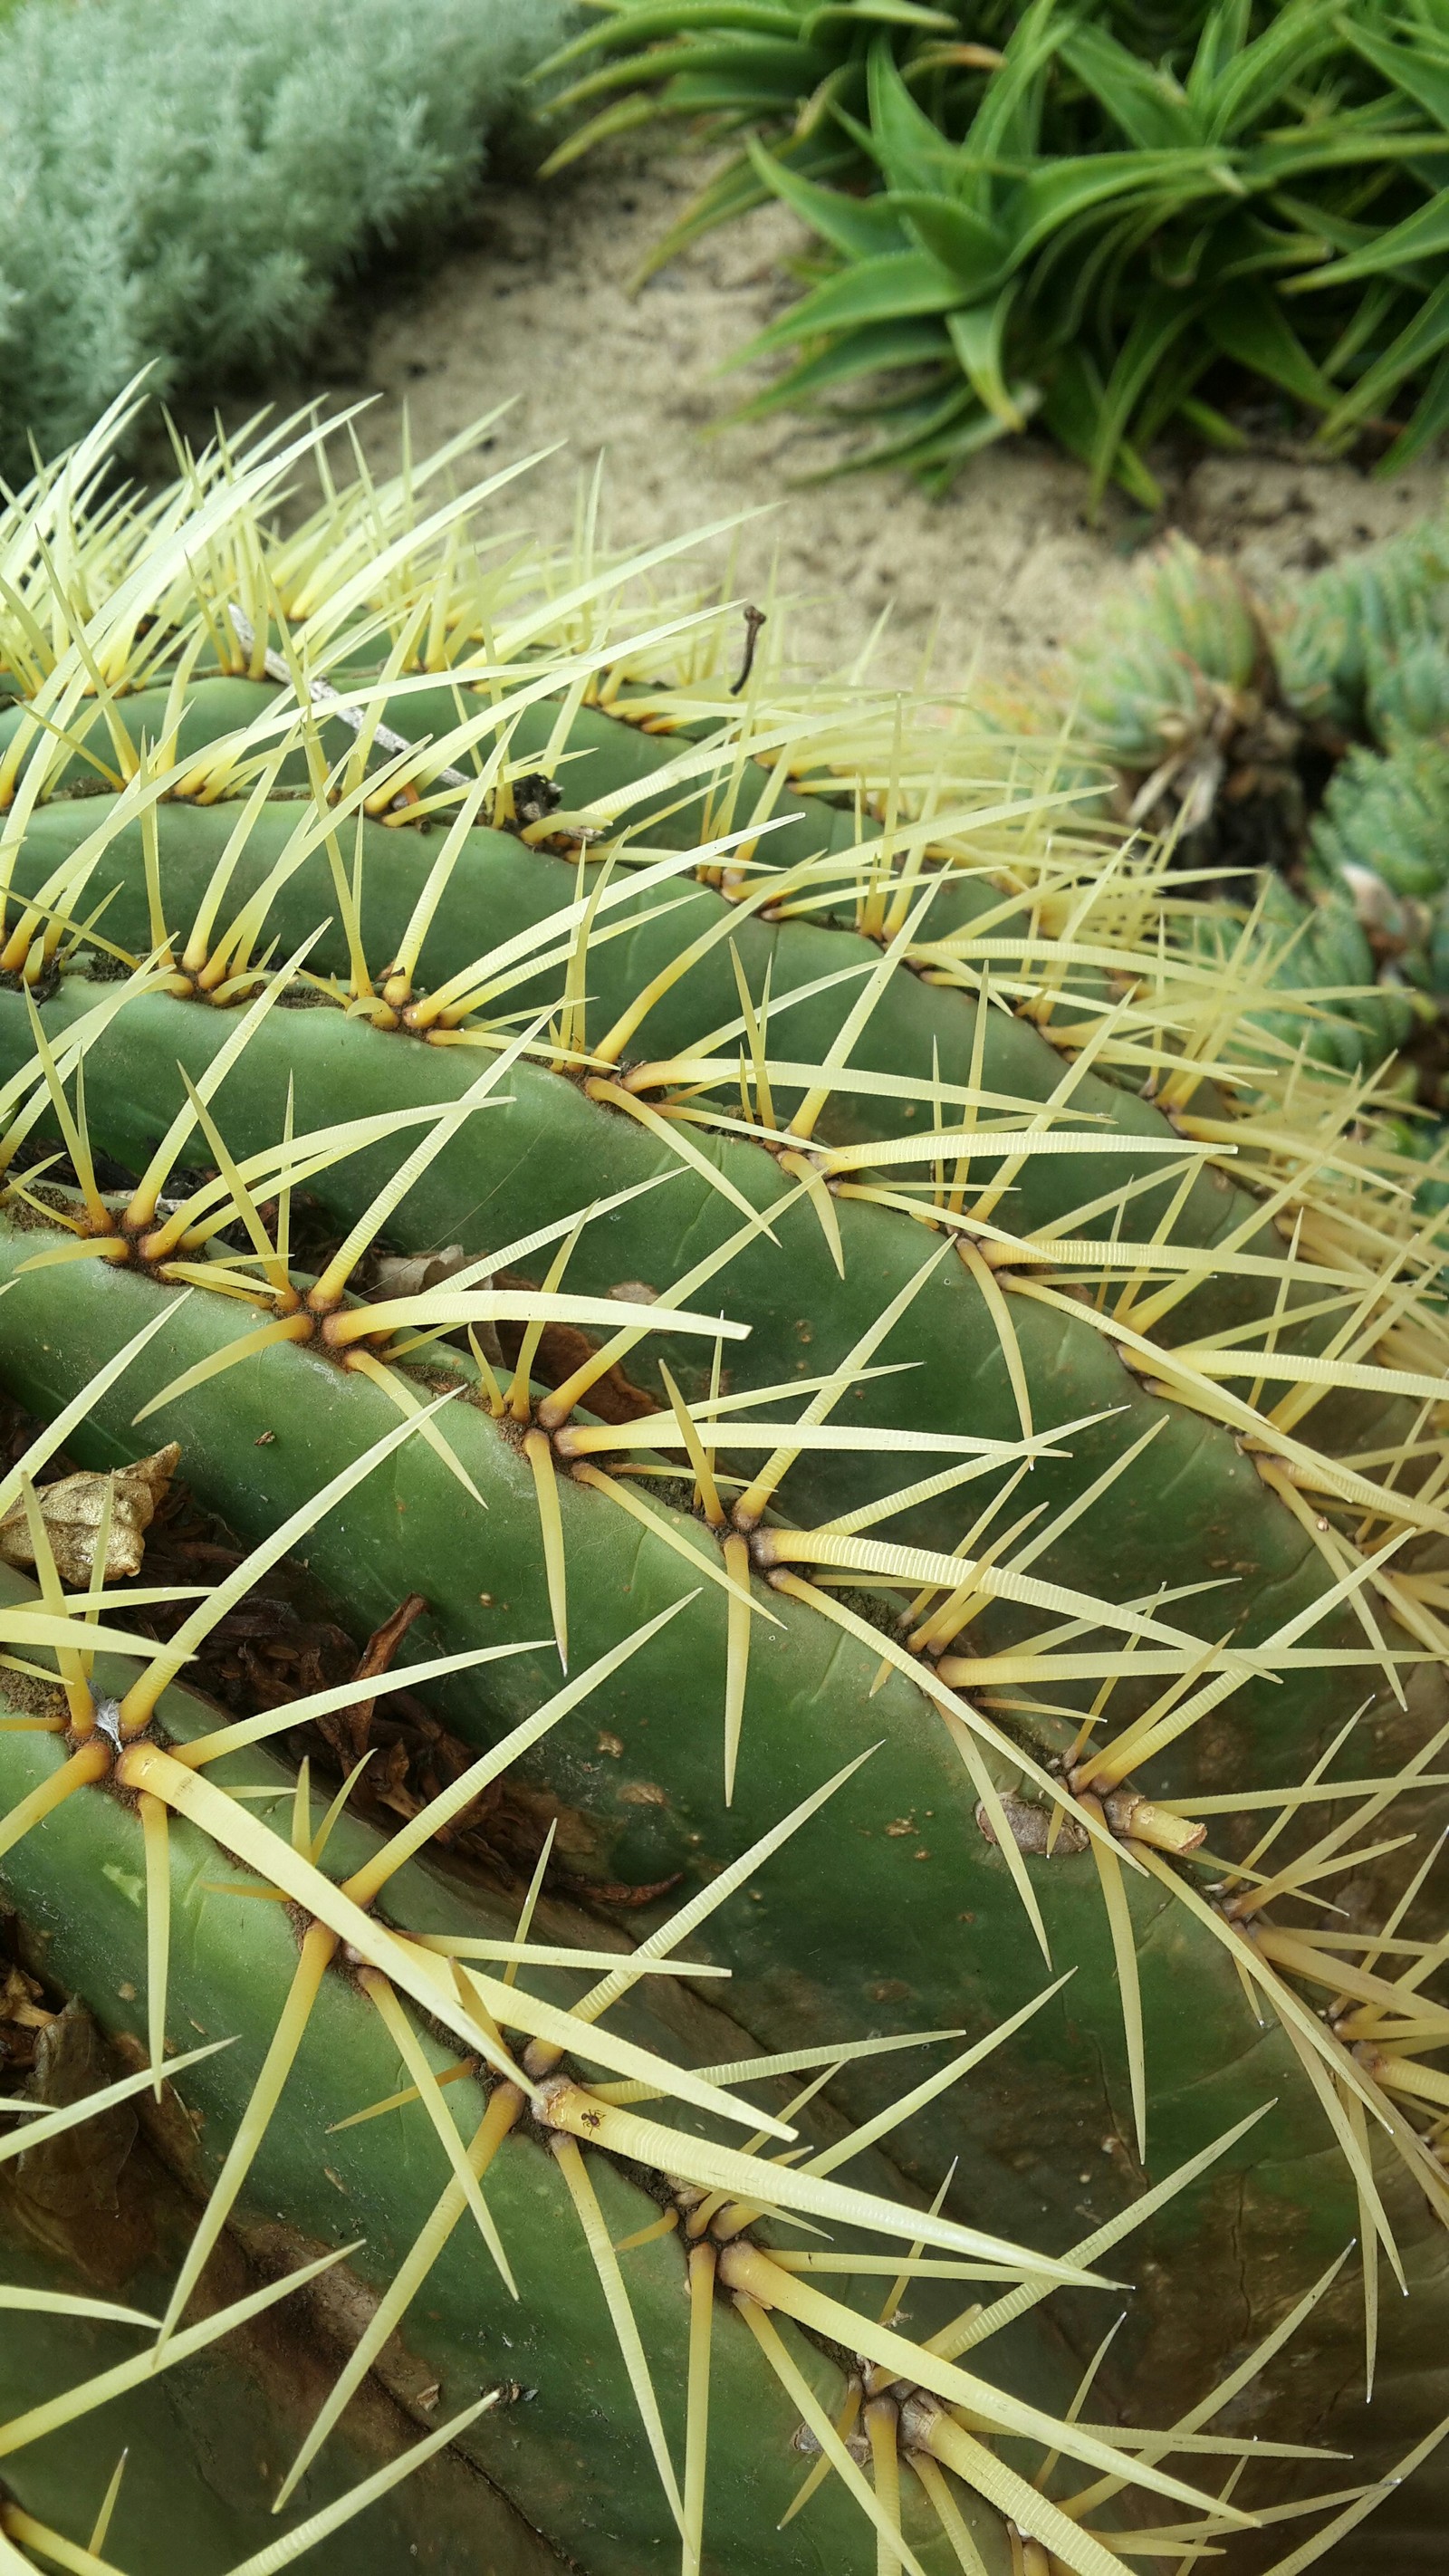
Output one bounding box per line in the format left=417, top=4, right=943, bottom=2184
left=1069, top=534, right=1296, bottom=833
left=541, top=1, right=1449, bottom=500
left=1278, top=521, right=1449, bottom=740
left=1306, top=741, right=1449, bottom=988
left=0, top=402, right=1448, bottom=2576
left=1042, top=511, right=1449, bottom=1120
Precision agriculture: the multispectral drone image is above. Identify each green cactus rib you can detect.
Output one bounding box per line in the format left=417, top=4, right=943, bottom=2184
left=0, top=1211, right=1315, bottom=2171
left=0, top=1687, right=938, bottom=2574
left=5, top=971, right=1441, bottom=1800
left=0, top=1568, right=1210, bottom=2576
left=0, top=651, right=1107, bottom=865
left=0, top=677, right=885, bottom=886
left=288, top=658, right=1422, bottom=1116
left=0, top=672, right=1124, bottom=1158
left=0, top=1177, right=1444, bottom=2539
left=0, top=2072, right=546, bottom=2576
left=0, top=686, right=1425, bottom=1389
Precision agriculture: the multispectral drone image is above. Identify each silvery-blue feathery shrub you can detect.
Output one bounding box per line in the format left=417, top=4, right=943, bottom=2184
left=0, top=0, right=574, bottom=474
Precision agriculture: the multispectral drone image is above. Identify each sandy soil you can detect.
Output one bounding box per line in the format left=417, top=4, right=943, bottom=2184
left=216, top=138, right=1449, bottom=692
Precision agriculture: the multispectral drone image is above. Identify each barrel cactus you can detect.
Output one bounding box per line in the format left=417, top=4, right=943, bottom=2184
left=0, top=404, right=1448, bottom=2576
left=0, top=2035, right=516, bottom=2575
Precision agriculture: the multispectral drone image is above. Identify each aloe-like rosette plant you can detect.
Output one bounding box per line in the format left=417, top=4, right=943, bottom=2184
left=538, top=0, right=1028, bottom=267
left=543, top=0, right=1227, bottom=194
left=542, top=0, right=1449, bottom=499
left=0, top=402, right=1448, bottom=2572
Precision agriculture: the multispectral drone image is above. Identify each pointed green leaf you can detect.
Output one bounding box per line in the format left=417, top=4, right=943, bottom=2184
left=1371, top=326, right=1449, bottom=471
left=1199, top=1, right=1346, bottom=143
left=1291, top=182, right=1449, bottom=288
left=747, top=133, right=909, bottom=260
left=729, top=316, right=952, bottom=418
left=1090, top=284, right=1204, bottom=505
left=1341, top=16, right=1449, bottom=134
left=1007, top=150, right=1245, bottom=269
left=946, top=293, right=1023, bottom=428
left=1317, top=274, right=1449, bottom=440
left=734, top=249, right=965, bottom=361
left=1205, top=279, right=1335, bottom=412
left=1060, top=24, right=1203, bottom=151
left=887, top=187, right=1009, bottom=286
left=865, top=34, right=961, bottom=193
left=540, top=2, right=802, bottom=77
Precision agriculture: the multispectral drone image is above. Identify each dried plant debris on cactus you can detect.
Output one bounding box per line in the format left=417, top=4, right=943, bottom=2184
left=0, top=396, right=1446, bottom=2572
left=540, top=1, right=1449, bottom=499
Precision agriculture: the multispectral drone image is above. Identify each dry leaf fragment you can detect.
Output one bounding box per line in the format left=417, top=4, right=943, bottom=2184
left=15, top=1999, right=137, bottom=2218
left=1, top=1961, right=52, bottom=2036
left=369, top=1247, right=503, bottom=1360
left=975, top=1795, right=1089, bottom=1859
left=0, top=1444, right=180, bottom=1587
left=369, top=1245, right=469, bottom=1298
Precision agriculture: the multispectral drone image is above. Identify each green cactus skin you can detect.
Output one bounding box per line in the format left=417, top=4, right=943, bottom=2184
left=0, top=680, right=1398, bottom=1357
left=0, top=1205, right=1346, bottom=2141
left=0, top=743, right=1112, bottom=1158
left=0, top=1220, right=1435, bottom=2573
left=0, top=2071, right=551, bottom=2576
left=0, top=661, right=1121, bottom=1103
left=0, top=679, right=876, bottom=886
left=3, top=1573, right=1029, bottom=2576
left=0, top=1133, right=1443, bottom=2561
left=0, top=413, right=1447, bottom=2571
left=0, top=976, right=1432, bottom=1797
